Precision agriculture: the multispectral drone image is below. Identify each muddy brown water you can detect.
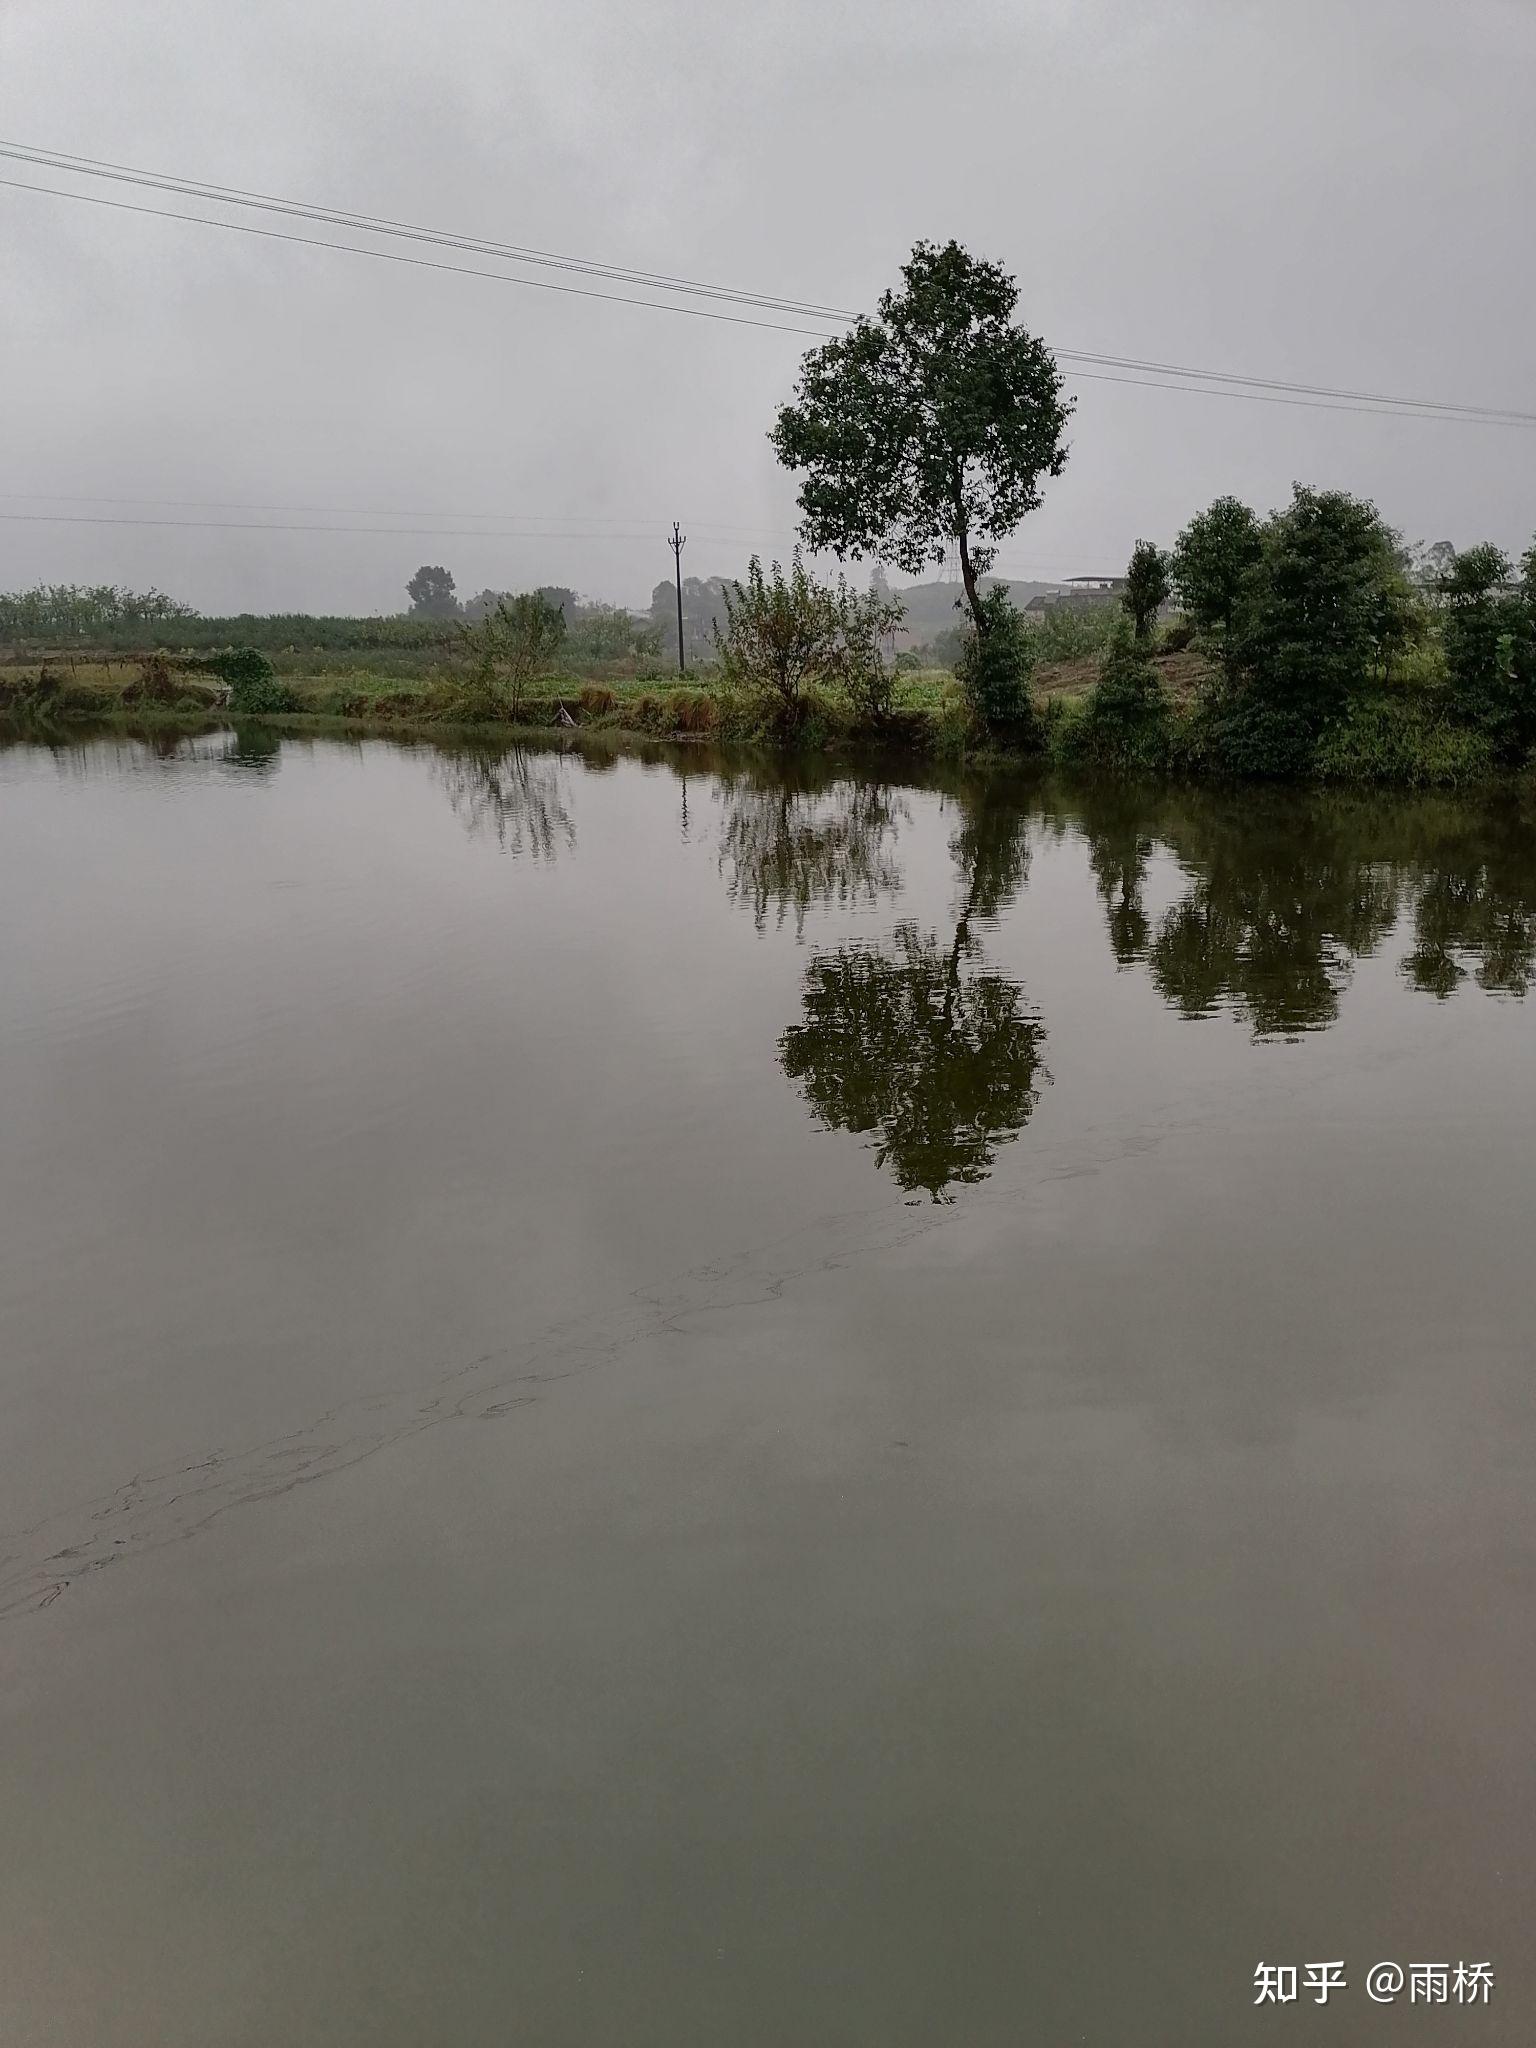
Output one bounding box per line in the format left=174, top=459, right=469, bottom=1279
left=1, top=727, right=1532, bottom=2045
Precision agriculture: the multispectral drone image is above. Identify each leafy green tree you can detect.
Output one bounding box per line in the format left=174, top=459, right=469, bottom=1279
left=1169, top=497, right=1263, bottom=653
left=1406, top=539, right=1457, bottom=596
left=1189, top=488, right=1417, bottom=777
left=458, top=590, right=566, bottom=720
left=406, top=565, right=460, bottom=618
left=1514, top=537, right=1536, bottom=733
left=1123, top=540, right=1170, bottom=644
left=770, top=239, right=1072, bottom=640
left=563, top=605, right=661, bottom=666
left=0, top=582, right=195, bottom=639
left=1244, top=489, right=1412, bottom=704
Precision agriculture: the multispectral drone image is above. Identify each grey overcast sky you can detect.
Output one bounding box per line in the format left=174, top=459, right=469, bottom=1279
left=2, top=0, right=1532, bottom=614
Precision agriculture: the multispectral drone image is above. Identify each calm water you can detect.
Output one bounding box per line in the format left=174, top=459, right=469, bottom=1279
left=1, top=727, right=1533, bottom=2045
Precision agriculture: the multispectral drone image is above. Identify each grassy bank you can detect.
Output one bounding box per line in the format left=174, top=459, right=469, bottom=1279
left=0, top=644, right=1518, bottom=791
left=0, top=645, right=1214, bottom=750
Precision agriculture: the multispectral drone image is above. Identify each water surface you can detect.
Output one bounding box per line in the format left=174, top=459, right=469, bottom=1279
left=1, top=729, right=1532, bottom=2044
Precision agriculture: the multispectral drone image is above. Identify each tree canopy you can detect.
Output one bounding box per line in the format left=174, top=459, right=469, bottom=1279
left=406, top=565, right=460, bottom=618
left=1169, top=497, right=1263, bottom=647
left=770, top=239, right=1072, bottom=635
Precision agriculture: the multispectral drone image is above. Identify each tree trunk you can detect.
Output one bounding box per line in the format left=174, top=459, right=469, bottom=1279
left=957, top=528, right=986, bottom=637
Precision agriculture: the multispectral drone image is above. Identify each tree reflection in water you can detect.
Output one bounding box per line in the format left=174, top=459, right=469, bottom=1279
left=718, top=765, right=906, bottom=934
left=1072, top=785, right=1154, bottom=965
left=1400, top=812, right=1535, bottom=997
left=1072, top=796, right=1403, bottom=1036
left=1059, top=786, right=1536, bottom=1031
left=778, top=782, right=1047, bottom=1201
left=434, top=745, right=576, bottom=859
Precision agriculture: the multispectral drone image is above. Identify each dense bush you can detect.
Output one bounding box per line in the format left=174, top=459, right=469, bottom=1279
left=1056, top=621, right=1172, bottom=773
left=713, top=552, right=903, bottom=738
left=1312, top=693, right=1494, bottom=788
left=1025, top=602, right=1121, bottom=663
left=1169, top=487, right=1432, bottom=778
left=957, top=586, right=1042, bottom=744
left=454, top=591, right=566, bottom=722
left=1438, top=544, right=1534, bottom=763
left=195, top=647, right=300, bottom=714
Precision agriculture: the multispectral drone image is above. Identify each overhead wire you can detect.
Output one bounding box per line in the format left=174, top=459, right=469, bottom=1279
left=3, top=139, right=1534, bottom=427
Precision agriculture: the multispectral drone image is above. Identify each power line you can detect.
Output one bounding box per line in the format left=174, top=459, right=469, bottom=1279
left=0, top=140, right=855, bottom=322
left=4, top=138, right=1534, bottom=427
left=0, top=505, right=1100, bottom=577
left=0, top=489, right=787, bottom=535
left=0, top=177, right=839, bottom=340
left=0, top=511, right=687, bottom=540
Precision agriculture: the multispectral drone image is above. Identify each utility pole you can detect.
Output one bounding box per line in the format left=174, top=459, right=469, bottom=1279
left=668, top=521, right=687, bottom=676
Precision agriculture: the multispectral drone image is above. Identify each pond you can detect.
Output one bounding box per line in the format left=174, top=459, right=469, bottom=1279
left=1, top=727, right=1533, bottom=2045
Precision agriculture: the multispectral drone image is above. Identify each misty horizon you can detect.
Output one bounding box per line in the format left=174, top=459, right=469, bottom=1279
left=4, top=0, right=1533, bottom=616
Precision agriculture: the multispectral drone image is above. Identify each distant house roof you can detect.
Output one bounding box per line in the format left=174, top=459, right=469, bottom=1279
left=1024, top=586, right=1121, bottom=614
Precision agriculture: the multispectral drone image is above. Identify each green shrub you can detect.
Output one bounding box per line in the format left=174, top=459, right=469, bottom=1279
left=1026, top=602, right=1122, bottom=663
left=193, top=646, right=299, bottom=714
left=1313, top=693, right=1494, bottom=787
left=957, top=587, right=1043, bottom=744
left=1056, top=622, right=1172, bottom=772
left=1181, top=684, right=1319, bottom=780
left=1438, top=544, right=1530, bottom=762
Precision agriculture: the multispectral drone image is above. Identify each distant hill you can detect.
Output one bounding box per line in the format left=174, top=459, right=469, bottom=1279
left=891, top=577, right=1059, bottom=647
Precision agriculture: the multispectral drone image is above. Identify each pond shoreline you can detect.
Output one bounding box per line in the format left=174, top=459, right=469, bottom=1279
left=3, top=693, right=1534, bottom=799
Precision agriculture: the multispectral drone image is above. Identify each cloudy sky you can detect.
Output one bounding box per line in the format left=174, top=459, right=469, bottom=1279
left=2, top=0, right=1533, bottom=615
